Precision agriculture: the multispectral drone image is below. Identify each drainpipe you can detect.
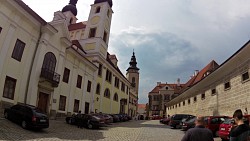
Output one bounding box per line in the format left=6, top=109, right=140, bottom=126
left=24, top=25, right=43, bottom=104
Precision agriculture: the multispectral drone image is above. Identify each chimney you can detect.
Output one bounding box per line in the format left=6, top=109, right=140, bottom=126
left=157, top=82, right=161, bottom=86
left=194, top=70, right=199, bottom=76
left=109, top=54, right=118, bottom=67
left=177, top=78, right=180, bottom=86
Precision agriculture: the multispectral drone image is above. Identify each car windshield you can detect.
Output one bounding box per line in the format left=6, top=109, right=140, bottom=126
left=187, top=117, right=196, bottom=123
left=92, top=116, right=101, bottom=120
left=223, top=118, right=232, bottom=124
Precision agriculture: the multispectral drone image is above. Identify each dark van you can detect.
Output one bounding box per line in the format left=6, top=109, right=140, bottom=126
left=169, top=114, right=193, bottom=129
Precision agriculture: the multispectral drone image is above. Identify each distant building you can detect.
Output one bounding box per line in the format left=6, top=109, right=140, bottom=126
left=137, top=104, right=146, bottom=119
left=148, top=61, right=219, bottom=117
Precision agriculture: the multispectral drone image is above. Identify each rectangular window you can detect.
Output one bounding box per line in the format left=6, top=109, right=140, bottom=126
left=242, top=72, right=249, bottom=82
left=11, top=39, right=25, bottom=62
left=73, top=99, right=80, bottom=112
left=201, top=93, right=205, bottom=100
left=63, top=68, right=70, bottom=83
left=194, top=96, right=197, bottom=103
left=126, top=86, right=129, bottom=94
left=211, top=88, right=216, bottom=96
left=105, top=69, right=112, bottom=83
left=3, top=76, right=16, bottom=100
left=114, top=77, right=119, bottom=88
left=183, top=101, right=185, bottom=106
left=87, top=80, right=92, bottom=92
left=98, top=64, right=102, bottom=76
left=59, top=95, right=66, bottom=111
left=224, top=81, right=231, bottom=90
left=0, top=27, right=2, bottom=33
left=76, top=75, right=82, bottom=88
left=95, top=6, right=101, bottom=13
left=89, top=28, right=96, bottom=38
left=179, top=103, right=181, bottom=107
left=103, top=31, right=107, bottom=43
left=121, top=82, right=125, bottom=92
left=188, top=99, right=190, bottom=104
left=164, top=95, right=170, bottom=101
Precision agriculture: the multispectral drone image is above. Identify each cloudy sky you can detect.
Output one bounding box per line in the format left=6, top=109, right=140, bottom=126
left=23, top=0, right=250, bottom=104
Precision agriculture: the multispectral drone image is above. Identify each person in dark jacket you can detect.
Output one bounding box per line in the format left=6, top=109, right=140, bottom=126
left=76, top=111, right=83, bottom=128
left=181, top=116, right=214, bottom=141
left=229, top=109, right=250, bottom=141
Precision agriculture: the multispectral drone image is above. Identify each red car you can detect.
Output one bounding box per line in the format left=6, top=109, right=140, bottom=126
left=218, top=118, right=232, bottom=141
left=218, top=115, right=250, bottom=141
left=204, top=116, right=228, bottom=136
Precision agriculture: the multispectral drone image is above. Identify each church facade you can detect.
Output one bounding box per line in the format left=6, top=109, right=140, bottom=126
left=0, top=0, right=139, bottom=118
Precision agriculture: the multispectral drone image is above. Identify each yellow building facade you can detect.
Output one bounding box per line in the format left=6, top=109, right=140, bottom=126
left=0, top=0, right=140, bottom=118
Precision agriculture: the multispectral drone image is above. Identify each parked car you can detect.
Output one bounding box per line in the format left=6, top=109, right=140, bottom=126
left=4, top=104, right=49, bottom=129
left=182, top=116, right=196, bottom=131
left=109, top=114, right=120, bottom=122
left=179, top=115, right=195, bottom=129
left=66, top=114, right=106, bottom=129
left=218, top=115, right=250, bottom=141
left=160, top=117, right=171, bottom=125
left=169, top=114, right=193, bottom=129
left=152, top=115, right=162, bottom=120
left=218, top=118, right=233, bottom=141
left=204, top=116, right=228, bottom=136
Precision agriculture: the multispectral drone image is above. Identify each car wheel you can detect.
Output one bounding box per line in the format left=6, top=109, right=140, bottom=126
left=21, top=120, right=27, bottom=129
left=4, top=112, right=8, bottom=119
left=87, top=123, right=93, bottom=129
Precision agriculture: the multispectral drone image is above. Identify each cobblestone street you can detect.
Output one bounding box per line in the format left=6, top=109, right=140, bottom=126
left=0, top=118, right=221, bottom=141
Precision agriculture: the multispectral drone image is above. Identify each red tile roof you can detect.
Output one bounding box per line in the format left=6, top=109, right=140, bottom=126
left=68, top=22, right=86, bottom=31
left=148, top=60, right=219, bottom=97
left=71, top=40, right=86, bottom=54
left=184, top=60, right=219, bottom=88
left=138, top=104, right=146, bottom=109
left=149, top=83, right=184, bottom=94
left=109, top=54, right=118, bottom=60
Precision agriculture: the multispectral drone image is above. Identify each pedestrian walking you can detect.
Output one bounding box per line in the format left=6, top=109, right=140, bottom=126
left=76, top=111, right=82, bottom=128
left=229, top=109, right=250, bottom=141
left=181, top=116, right=214, bottom=141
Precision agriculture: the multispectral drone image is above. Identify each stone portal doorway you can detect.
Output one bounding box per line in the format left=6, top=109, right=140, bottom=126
left=37, top=92, right=49, bottom=114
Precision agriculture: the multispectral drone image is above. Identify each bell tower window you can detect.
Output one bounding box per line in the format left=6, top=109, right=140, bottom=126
left=96, top=6, right=101, bottom=13
left=103, top=31, right=108, bottom=43
left=89, top=28, right=96, bottom=38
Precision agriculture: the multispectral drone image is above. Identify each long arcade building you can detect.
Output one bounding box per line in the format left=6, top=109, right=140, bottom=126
left=0, top=0, right=140, bottom=118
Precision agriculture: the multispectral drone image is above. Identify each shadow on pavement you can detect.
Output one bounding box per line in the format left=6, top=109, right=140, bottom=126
left=0, top=118, right=106, bottom=141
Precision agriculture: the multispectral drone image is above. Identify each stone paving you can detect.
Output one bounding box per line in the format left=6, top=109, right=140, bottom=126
left=0, top=117, right=221, bottom=141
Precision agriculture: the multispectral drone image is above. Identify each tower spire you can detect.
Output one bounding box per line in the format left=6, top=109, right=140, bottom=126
left=126, top=50, right=139, bottom=71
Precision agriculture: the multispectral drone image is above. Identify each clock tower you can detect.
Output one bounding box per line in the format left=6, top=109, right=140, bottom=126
left=126, top=51, right=140, bottom=94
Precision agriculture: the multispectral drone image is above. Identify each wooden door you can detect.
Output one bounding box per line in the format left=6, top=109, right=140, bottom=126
left=38, top=92, right=49, bottom=113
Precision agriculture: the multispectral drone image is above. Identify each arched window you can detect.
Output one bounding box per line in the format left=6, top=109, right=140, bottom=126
left=113, top=93, right=118, bottom=102
left=42, top=52, right=56, bottom=72
left=95, top=6, right=101, bottom=13
left=96, top=83, right=100, bottom=94
left=104, top=88, right=110, bottom=98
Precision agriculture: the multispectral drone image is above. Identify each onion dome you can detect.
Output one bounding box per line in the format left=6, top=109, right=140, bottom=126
left=94, top=0, right=113, bottom=7
left=62, top=0, right=78, bottom=16
left=126, top=51, right=140, bottom=71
